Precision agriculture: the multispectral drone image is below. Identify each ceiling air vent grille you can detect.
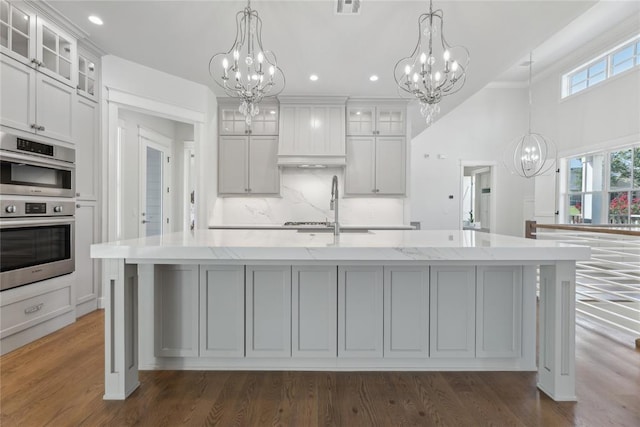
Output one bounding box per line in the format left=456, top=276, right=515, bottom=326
left=336, top=0, right=361, bottom=15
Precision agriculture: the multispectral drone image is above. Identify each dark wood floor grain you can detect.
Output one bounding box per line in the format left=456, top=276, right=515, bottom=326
left=1, top=310, right=639, bottom=427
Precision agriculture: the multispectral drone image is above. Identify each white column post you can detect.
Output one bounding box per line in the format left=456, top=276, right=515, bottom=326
left=103, top=259, right=140, bottom=400
left=538, top=261, right=577, bottom=401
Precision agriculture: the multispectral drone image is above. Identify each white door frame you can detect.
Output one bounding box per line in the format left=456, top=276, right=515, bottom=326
left=138, top=126, right=173, bottom=237
left=183, top=141, right=195, bottom=231
left=460, top=160, right=497, bottom=232
left=104, top=87, right=206, bottom=243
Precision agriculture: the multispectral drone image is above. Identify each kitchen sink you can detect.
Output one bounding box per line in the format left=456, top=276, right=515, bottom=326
left=296, top=228, right=371, bottom=234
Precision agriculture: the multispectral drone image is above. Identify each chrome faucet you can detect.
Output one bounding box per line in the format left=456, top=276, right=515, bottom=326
left=330, top=175, right=340, bottom=235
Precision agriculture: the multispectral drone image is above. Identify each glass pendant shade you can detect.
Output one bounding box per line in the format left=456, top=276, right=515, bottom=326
left=209, top=0, right=285, bottom=125
left=394, top=0, right=469, bottom=127
left=504, top=52, right=556, bottom=178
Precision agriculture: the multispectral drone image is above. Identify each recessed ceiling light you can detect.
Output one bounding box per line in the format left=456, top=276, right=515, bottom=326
left=88, top=15, right=103, bottom=26
left=369, top=75, right=379, bottom=82
left=309, top=74, right=319, bottom=81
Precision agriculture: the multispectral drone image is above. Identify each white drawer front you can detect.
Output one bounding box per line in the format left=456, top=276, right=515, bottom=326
left=1, top=284, right=73, bottom=338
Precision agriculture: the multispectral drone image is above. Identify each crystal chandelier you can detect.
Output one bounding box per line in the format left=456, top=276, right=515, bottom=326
left=394, top=0, right=470, bottom=127
left=208, top=0, right=285, bottom=125
left=504, top=52, right=556, bottom=178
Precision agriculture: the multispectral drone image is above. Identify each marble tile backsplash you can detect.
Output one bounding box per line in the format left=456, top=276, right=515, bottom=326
left=211, top=168, right=406, bottom=225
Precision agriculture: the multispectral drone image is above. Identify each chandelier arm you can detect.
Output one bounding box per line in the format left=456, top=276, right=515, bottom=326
left=235, top=9, right=245, bottom=58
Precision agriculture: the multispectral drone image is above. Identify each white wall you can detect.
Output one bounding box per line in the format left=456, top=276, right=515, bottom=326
left=212, top=168, right=405, bottom=225
left=531, top=16, right=640, bottom=223
left=102, top=55, right=207, bottom=115
left=410, top=87, right=531, bottom=237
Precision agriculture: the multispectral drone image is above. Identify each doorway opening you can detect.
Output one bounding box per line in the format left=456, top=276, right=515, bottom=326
left=462, top=165, right=494, bottom=232
left=139, top=129, right=172, bottom=237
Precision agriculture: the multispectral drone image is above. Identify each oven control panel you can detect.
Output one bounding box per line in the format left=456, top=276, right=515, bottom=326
left=0, top=200, right=75, bottom=218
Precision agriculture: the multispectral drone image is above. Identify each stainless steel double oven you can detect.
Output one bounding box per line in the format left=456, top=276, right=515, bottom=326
left=0, top=131, right=76, bottom=291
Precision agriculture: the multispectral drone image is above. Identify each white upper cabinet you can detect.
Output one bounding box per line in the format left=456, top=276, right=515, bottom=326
left=0, top=55, right=74, bottom=142
left=0, top=0, right=34, bottom=63
left=77, top=50, right=98, bottom=101
left=345, top=136, right=406, bottom=196
left=218, top=135, right=280, bottom=195
left=347, top=103, right=405, bottom=136
left=0, top=1, right=77, bottom=88
left=345, top=100, right=407, bottom=196
left=35, top=17, right=76, bottom=87
left=219, top=102, right=278, bottom=135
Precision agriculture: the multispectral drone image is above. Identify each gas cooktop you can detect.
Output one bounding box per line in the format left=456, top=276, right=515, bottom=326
left=283, top=221, right=330, bottom=226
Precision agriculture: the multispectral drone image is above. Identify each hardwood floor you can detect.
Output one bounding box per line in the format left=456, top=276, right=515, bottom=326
left=1, top=310, right=638, bottom=426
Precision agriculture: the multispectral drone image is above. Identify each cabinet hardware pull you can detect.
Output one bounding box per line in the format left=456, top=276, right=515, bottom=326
left=76, top=204, right=81, bottom=208
left=38, top=125, right=45, bottom=131
left=30, top=123, right=38, bottom=129
left=24, top=303, right=44, bottom=314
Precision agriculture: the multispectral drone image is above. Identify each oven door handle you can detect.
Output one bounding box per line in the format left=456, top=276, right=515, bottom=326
left=0, top=151, right=75, bottom=170
left=0, top=217, right=75, bottom=228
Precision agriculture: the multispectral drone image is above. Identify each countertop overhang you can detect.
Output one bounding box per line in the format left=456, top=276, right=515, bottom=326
left=208, top=224, right=415, bottom=231
left=91, top=229, right=591, bottom=262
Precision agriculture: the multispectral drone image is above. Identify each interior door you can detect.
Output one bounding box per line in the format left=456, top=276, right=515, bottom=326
left=139, top=129, right=172, bottom=237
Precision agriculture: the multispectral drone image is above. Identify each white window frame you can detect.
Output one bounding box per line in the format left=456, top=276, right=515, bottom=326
left=562, top=34, right=640, bottom=98
left=562, top=143, right=640, bottom=225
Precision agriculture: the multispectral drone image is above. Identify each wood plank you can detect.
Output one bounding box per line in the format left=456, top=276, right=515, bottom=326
left=1, top=310, right=640, bottom=426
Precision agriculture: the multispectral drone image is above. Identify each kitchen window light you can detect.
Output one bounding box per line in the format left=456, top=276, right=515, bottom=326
left=563, top=144, right=640, bottom=225
left=562, top=34, right=640, bottom=98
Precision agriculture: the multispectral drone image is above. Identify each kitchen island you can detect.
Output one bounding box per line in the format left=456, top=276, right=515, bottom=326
left=91, top=229, right=590, bottom=402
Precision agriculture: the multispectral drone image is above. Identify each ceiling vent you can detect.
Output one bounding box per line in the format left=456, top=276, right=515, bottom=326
left=336, top=0, right=361, bottom=15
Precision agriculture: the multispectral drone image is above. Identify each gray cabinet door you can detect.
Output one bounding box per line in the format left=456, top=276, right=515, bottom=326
left=429, top=266, right=476, bottom=358
left=476, top=266, right=523, bottom=358
left=246, top=265, right=292, bottom=358
left=384, top=266, right=429, bottom=358
left=338, top=266, right=383, bottom=357
left=154, top=264, right=199, bottom=358
left=292, top=266, right=337, bottom=358
left=200, top=265, right=245, bottom=357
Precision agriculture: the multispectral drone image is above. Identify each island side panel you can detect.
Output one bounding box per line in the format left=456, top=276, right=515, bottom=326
left=103, top=259, right=139, bottom=400
left=538, top=261, right=577, bottom=401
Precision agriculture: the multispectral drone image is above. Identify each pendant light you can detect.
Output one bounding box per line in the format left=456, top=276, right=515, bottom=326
left=208, top=0, right=285, bottom=125
left=393, top=0, right=470, bottom=127
left=504, top=52, right=556, bottom=178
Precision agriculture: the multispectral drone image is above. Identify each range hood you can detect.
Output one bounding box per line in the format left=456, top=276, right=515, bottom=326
left=277, top=155, right=346, bottom=168
left=277, top=96, right=348, bottom=168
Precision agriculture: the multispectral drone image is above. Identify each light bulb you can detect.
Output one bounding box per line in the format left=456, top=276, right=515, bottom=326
left=443, top=50, right=451, bottom=61
left=257, top=52, right=264, bottom=63
left=451, top=61, right=459, bottom=72
left=434, top=71, right=441, bottom=81
left=404, top=65, right=411, bottom=75
left=222, top=58, right=229, bottom=69
left=269, top=66, right=275, bottom=75
left=420, top=53, right=427, bottom=64
left=413, top=73, right=419, bottom=83
left=233, top=50, right=240, bottom=60
left=235, top=71, right=241, bottom=80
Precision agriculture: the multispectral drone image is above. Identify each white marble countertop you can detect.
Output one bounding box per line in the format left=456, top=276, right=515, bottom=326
left=91, top=229, right=591, bottom=262
left=208, top=224, right=415, bottom=231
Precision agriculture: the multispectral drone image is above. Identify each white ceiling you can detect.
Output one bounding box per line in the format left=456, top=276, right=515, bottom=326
left=46, top=0, right=635, bottom=136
